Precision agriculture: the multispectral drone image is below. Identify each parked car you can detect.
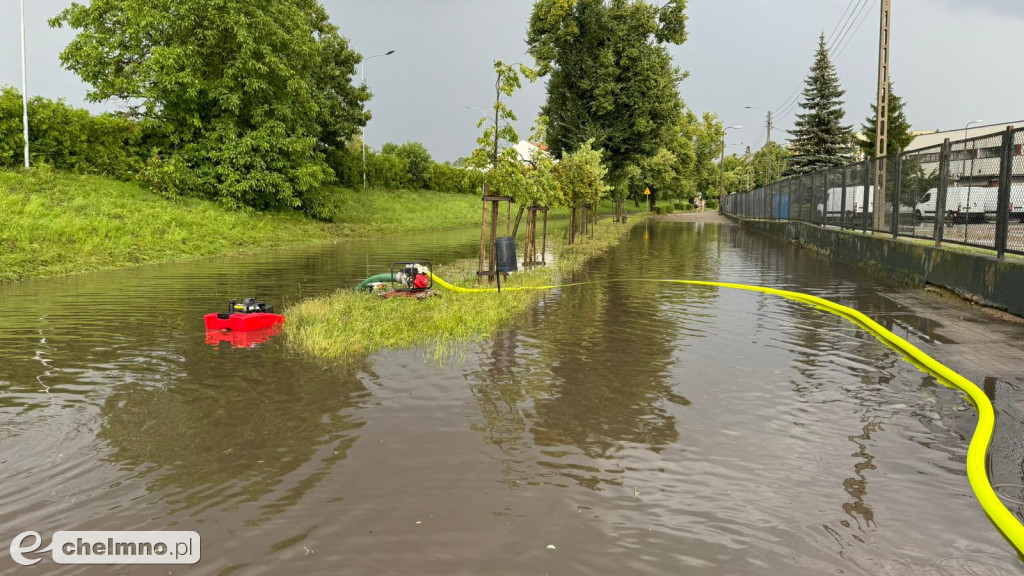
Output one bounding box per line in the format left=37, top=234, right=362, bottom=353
left=817, top=186, right=875, bottom=219
left=914, top=187, right=985, bottom=222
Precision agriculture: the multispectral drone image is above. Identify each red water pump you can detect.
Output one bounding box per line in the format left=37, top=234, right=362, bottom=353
left=379, top=263, right=433, bottom=299
left=204, top=298, right=285, bottom=332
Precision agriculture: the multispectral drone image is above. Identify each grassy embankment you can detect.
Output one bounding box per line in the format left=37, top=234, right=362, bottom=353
left=0, top=169, right=488, bottom=283
left=0, top=169, right=623, bottom=283
left=284, top=215, right=646, bottom=362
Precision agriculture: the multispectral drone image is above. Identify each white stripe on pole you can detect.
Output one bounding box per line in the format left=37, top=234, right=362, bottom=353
left=20, top=0, right=30, bottom=169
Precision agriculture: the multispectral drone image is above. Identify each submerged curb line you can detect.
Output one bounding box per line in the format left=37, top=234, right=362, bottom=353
left=427, top=274, right=1024, bottom=558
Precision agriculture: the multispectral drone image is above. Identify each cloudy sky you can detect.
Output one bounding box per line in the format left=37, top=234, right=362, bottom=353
left=1, top=0, right=1022, bottom=161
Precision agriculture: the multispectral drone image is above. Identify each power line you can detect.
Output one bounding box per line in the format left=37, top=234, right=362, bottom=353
left=830, top=0, right=872, bottom=56
left=773, top=83, right=803, bottom=116
left=750, top=125, right=767, bottom=150
left=769, top=1, right=863, bottom=121
left=833, top=0, right=878, bottom=59
left=775, top=89, right=804, bottom=121
left=828, top=0, right=868, bottom=53
left=827, top=0, right=860, bottom=43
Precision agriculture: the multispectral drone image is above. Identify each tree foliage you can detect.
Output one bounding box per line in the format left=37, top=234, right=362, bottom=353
left=680, top=110, right=725, bottom=200
left=751, top=142, right=792, bottom=187
left=788, top=35, right=853, bottom=175
left=553, top=139, right=611, bottom=207
left=719, top=142, right=793, bottom=194
left=527, top=0, right=689, bottom=200
left=466, top=60, right=555, bottom=208
left=467, top=60, right=532, bottom=173
left=858, top=81, right=914, bottom=158
left=50, top=0, right=369, bottom=209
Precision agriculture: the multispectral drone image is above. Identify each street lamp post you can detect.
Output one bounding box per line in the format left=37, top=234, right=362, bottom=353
left=961, top=120, right=983, bottom=233
left=360, top=50, right=396, bottom=190
left=719, top=126, right=742, bottom=200
left=19, top=0, right=29, bottom=169
left=961, top=119, right=984, bottom=180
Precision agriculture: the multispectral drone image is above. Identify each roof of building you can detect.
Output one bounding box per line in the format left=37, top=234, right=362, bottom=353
left=906, top=120, right=1023, bottom=152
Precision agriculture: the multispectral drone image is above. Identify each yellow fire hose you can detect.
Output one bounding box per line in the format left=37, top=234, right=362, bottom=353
left=427, top=272, right=1024, bottom=557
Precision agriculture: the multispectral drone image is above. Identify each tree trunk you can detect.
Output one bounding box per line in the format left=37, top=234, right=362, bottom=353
left=526, top=209, right=536, bottom=264
left=489, top=199, right=498, bottom=283
left=541, top=209, right=548, bottom=263
left=512, top=204, right=525, bottom=239
left=569, top=206, right=576, bottom=245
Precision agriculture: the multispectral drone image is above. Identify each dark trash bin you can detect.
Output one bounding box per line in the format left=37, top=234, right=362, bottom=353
left=495, top=237, right=518, bottom=273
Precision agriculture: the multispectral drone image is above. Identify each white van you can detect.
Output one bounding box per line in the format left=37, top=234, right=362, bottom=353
left=817, top=186, right=875, bottom=219
left=914, top=187, right=985, bottom=222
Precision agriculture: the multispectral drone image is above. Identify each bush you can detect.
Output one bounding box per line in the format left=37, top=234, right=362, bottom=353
left=432, top=163, right=484, bottom=195
left=300, top=186, right=345, bottom=222
left=367, top=151, right=407, bottom=189
left=673, top=201, right=693, bottom=212
left=391, top=142, right=433, bottom=189
left=0, top=86, right=149, bottom=180
left=324, top=143, right=363, bottom=189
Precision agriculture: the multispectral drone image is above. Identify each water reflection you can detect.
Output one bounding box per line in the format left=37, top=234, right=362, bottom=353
left=97, top=356, right=370, bottom=521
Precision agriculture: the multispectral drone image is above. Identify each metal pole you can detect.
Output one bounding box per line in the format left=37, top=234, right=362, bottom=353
left=20, top=0, right=30, bottom=169
left=359, top=50, right=396, bottom=191
left=766, top=111, right=773, bottom=184
left=719, top=132, right=726, bottom=199
left=361, top=61, right=366, bottom=190
left=840, top=166, right=848, bottom=230
left=892, top=150, right=903, bottom=239
left=995, top=127, right=1015, bottom=258
left=862, top=158, right=871, bottom=234
left=935, top=139, right=952, bottom=247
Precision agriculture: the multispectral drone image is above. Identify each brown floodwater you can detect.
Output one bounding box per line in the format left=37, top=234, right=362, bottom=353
left=1, top=220, right=1023, bottom=575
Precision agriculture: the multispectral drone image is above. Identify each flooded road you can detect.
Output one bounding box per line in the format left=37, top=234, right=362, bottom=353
left=1, top=220, right=1023, bottom=575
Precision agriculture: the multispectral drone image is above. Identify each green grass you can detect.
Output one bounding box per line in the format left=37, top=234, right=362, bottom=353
left=284, top=215, right=647, bottom=362
left=0, top=169, right=497, bottom=283
left=320, top=185, right=484, bottom=236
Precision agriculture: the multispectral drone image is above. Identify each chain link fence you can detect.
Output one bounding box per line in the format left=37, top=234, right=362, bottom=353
left=722, top=127, right=1024, bottom=257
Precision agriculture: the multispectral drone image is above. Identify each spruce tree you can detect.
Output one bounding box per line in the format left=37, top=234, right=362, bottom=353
left=858, top=81, right=914, bottom=158
left=788, top=35, right=853, bottom=175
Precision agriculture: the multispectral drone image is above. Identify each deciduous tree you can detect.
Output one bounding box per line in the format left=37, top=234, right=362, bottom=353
left=51, top=0, right=369, bottom=209
left=528, top=0, right=689, bottom=218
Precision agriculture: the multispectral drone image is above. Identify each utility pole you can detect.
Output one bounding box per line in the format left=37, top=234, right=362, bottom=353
left=765, top=110, right=773, bottom=184
left=745, top=146, right=752, bottom=190
left=872, top=0, right=891, bottom=231
left=745, top=106, right=773, bottom=185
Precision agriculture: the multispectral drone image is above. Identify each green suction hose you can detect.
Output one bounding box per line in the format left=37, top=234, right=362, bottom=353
left=354, top=273, right=395, bottom=292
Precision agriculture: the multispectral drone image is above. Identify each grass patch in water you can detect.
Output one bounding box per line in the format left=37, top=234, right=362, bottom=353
left=284, top=216, right=647, bottom=362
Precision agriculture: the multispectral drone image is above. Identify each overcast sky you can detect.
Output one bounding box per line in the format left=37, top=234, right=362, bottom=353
left=1, top=0, right=1022, bottom=162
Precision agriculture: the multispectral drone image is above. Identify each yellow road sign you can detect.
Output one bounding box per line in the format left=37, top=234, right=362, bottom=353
left=644, top=187, right=651, bottom=196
